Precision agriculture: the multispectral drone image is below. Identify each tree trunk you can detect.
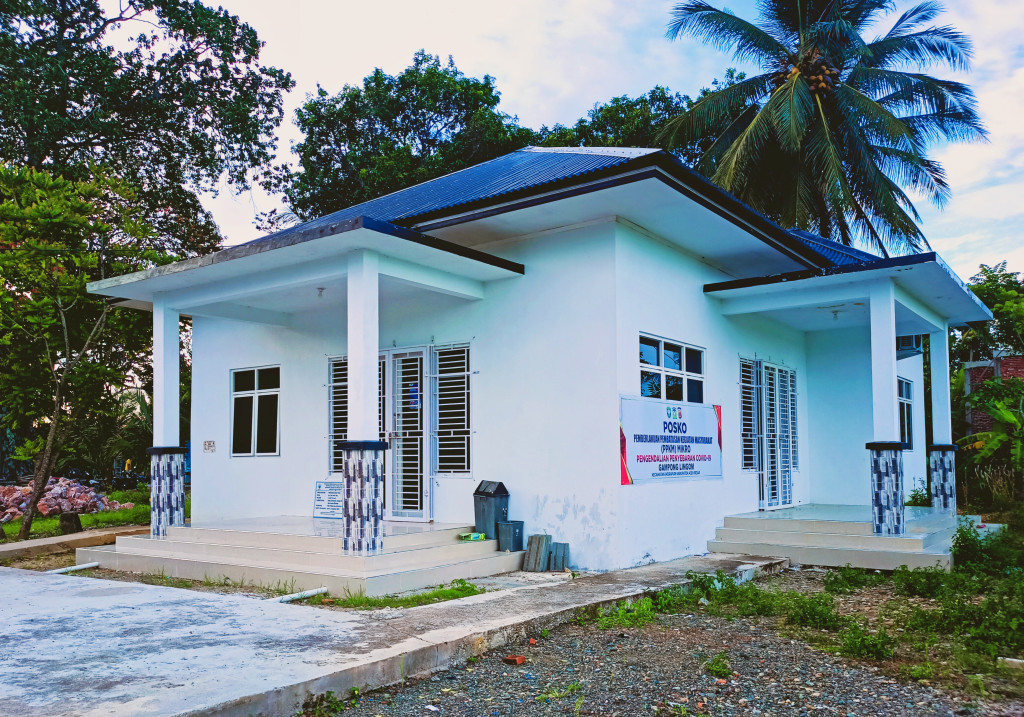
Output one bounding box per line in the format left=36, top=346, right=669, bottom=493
left=17, top=413, right=61, bottom=540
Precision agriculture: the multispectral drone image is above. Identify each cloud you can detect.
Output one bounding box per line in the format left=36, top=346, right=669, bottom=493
left=200, top=0, right=1023, bottom=284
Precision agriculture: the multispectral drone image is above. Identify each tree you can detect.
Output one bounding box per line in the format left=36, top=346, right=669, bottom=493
left=538, top=71, right=748, bottom=165
left=0, top=0, right=294, bottom=253
left=281, top=51, right=535, bottom=224
left=0, top=165, right=157, bottom=538
left=952, top=262, right=1024, bottom=366
left=659, top=0, right=985, bottom=255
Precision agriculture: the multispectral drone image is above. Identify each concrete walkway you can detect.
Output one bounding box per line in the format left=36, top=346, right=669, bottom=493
left=0, top=525, right=148, bottom=561
left=0, top=553, right=785, bottom=717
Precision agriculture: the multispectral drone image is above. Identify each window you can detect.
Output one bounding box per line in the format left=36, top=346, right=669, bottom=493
left=639, top=334, right=704, bottom=403
left=431, top=345, right=472, bottom=475
left=898, top=378, right=913, bottom=449
left=231, top=366, right=280, bottom=456
left=327, top=356, right=385, bottom=473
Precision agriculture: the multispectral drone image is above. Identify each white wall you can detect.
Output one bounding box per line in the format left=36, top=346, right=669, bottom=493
left=191, top=222, right=623, bottom=570
left=611, top=222, right=810, bottom=569
left=804, top=329, right=926, bottom=505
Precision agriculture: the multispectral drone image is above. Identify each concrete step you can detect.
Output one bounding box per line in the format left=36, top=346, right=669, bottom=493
left=75, top=545, right=525, bottom=596
left=707, top=539, right=950, bottom=571
left=164, top=524, right=474, bottom=553
left=714, top=527, right=929, bottom=552
left=723, top=512, right=957, bottom=538
left=112, top=534, right=501, bottom=575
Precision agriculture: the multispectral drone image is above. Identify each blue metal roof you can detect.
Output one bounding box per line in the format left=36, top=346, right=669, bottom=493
left=788, top=229, right=880, bottom=267
left=246, top=147, right=657, bottom=248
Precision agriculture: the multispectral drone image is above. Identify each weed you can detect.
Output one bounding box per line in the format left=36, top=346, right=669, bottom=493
left=536, top=682, right=581, bottom=701
left=906, top=486, right=931, bottom=507
left=574, top=694, right=585, bottom=717
left=312, top=579, right=484, bottom=609
left=952, top=517, right=985, bottom=567
left=298, top=689, right=345, bottom=717
left=466, top=656, right=479, bottom=664
left=704, top=651, right=731, bottom=679
left=908, top=662, right=934, bottom=680
left=784, top=592, right=847, bottom=630
left=823, top=565, right=887, bottom=594
left=596, top=597, right=656, bottom=629
left=540, top=628, right=550, bottom=639
left=839, top=623, right=897, bottom=660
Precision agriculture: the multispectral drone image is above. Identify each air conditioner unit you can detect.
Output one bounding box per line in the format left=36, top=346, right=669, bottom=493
left=896, top=334, right=923, bottom=360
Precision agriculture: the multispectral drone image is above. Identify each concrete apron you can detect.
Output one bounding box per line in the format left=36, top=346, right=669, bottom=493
left=0, top=553, right=785, bottom=717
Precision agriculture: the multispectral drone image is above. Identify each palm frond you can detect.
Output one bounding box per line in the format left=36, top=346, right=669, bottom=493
left=772, top=74, right=815, bottom=152
left=667, top=1, right=791, bottom=67
left=870, top=145, right=950, bottom=207
left=658, top=72, right=775, bottom=148
left=691, top=104, right=759, bottom=176
left=860, top=24, right=973, bottom=71
left=710, top=89, right=787, bottom=195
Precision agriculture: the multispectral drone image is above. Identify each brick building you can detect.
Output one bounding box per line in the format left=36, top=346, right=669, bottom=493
left=965, top=355, right=1024, bottom=433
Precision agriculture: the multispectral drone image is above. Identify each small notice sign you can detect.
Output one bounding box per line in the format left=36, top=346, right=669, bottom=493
left=313, top=481, right=345, bottom=519
left=203, top=441, right=215, bottom=453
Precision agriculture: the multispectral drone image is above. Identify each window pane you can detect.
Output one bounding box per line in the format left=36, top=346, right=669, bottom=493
left=233, top=370, right=255, bottom=392
left=663, top=343, right=682, bottom=371
left=258, top=366, right=280, bottom=390
left=639, top=337, right=660, bottom=366
left=666, top=374, right=684, bottom=402
left=687, top=379, right=704, bottom=404
left=232, top=396, right=254, bottom=454
left=685, top=348, right=703, bottom=375
left=255, top=394, right=279, bottom=454
left=640, top=371, right=661, bottom=398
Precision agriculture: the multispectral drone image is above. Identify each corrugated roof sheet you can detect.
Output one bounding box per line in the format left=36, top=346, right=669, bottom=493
left=245, top=147, right=657, bottom=248
left=788, top=229, right=880, bottom=266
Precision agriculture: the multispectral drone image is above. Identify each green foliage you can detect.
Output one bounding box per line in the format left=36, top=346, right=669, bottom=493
left=284, top=51, right=534, bottom=224
left=823, top=565, right=887, bottom=594
left=703, top=651, right=731, bottom=679
left=892, top=566, right=975, bottom=598
left=952, top=517, right=986, bottom=567
left=0, top=165, right=164, bottom=535
left=305, top=579, right=484, bottom=610
left=839, top=623, right=897, bottom=660
left=5, top=502, right=151, bottom=540
left=907, top=661, right=934, bottom=681
left=536, top=682, right=581, bottom=702
left=661, top=0, right=985, bottom=253
left=953, top=263, right=1024, bottom=364
left=783, top=591, right=846, bottom=630
left=597, top=596, right=657, bottom=629
left=0, top=0, right=294, bottom=253
left=905, top=485, right=931, bottom=507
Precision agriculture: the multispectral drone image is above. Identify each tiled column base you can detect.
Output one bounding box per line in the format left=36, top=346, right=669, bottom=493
left=867, top=441, right=904, bottom=536
left=928, top=444, right=957, bottom=514
left=340, top=440, right=387, bottom=553
left=148, top=446, right=186, bottom=537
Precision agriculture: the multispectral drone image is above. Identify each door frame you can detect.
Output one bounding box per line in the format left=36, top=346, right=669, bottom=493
left=380, top=346, right=431, bottom=522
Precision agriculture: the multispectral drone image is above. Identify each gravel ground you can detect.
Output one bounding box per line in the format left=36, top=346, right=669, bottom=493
left=332, top=577, right=1023, bottom=717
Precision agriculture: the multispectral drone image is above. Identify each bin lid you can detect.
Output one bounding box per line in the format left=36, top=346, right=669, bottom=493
left=473, top=480, right=509, bottom=496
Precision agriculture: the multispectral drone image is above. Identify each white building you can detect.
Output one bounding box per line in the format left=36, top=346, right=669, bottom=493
left=83, top=147, right=992, bottom=592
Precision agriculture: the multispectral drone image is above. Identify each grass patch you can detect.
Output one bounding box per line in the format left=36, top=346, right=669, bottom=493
left=823, top=565, right=887, bottom=594
left=703, top=651, right=731, bottom=678
left=302, top=579, right=484, bottom=609
left=839, top=623, right=897, bottom=660
left=596, top=596, right=656, bottom=629
left=3, top=503, right=152, bottom=541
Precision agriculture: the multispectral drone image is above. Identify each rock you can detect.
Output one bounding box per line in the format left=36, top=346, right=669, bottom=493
left=59, top=513, right=84, bottom=535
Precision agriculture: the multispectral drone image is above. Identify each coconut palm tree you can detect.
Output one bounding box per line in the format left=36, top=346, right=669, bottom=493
left=659, top=0, right=985, bottom=255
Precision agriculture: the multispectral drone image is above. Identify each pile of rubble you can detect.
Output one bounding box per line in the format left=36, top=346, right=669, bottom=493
left=0, top=478, right=135, bottom=523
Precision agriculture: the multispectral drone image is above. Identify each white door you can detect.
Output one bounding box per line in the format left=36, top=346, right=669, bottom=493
left=385, top=349, right=429, bottom=521
left=741, top=359, right=798, bottom=510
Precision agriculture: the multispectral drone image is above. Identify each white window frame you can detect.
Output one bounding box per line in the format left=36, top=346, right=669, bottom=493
left=230, top=365, right=281, bottom=457
left=638, top=333, right=705, bottom=404
left=898, top=377, right=913, bottom=450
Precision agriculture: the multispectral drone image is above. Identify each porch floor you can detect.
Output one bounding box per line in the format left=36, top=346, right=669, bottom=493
left=77, top=516, right=524, bottom=596
left=709, top=503, right=958, bottom=570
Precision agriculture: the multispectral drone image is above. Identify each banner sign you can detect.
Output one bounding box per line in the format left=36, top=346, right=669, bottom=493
left=313, top=481, right=345, bottom=519
left=620, top=396, right=722, bottom=485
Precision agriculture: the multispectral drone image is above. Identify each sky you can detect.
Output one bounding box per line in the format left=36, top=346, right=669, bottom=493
left=200, top=0, right=1024, bottom=281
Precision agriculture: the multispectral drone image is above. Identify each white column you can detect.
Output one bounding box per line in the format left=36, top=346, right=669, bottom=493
left=929, top=325, right=952, bottom=445
left=152, top=296, right=180, bottom=447
left=347, top=250, right=380, bottom=440
left=869, top=281, right=900, bottom=441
